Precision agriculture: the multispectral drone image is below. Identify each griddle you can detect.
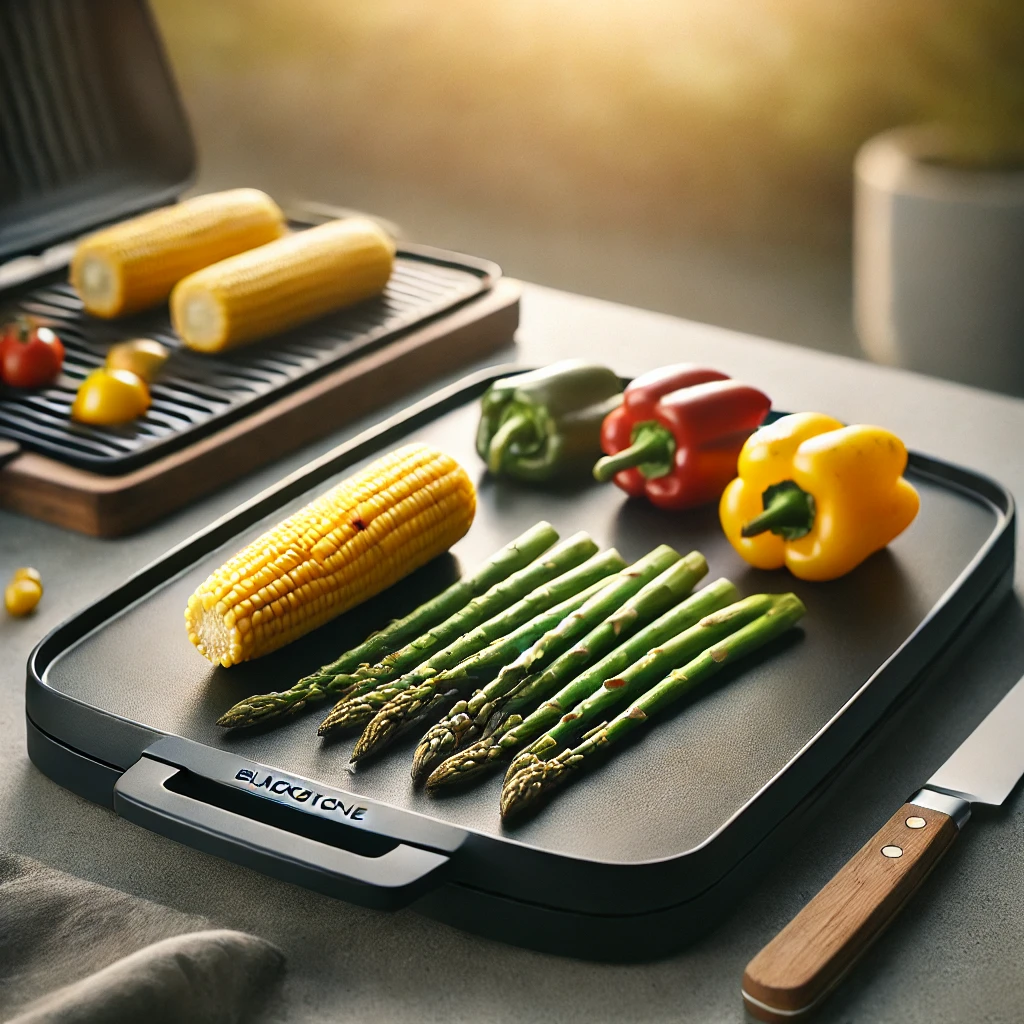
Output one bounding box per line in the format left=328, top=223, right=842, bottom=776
left=25, top=369, right=1015, bottom=960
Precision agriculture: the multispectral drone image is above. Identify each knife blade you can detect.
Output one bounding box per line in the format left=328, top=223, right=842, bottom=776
left=741, top=670, right=1024, bottom=1022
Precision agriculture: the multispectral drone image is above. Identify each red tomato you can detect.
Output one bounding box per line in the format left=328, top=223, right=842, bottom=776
left=0, top=318, right=65, bottom=389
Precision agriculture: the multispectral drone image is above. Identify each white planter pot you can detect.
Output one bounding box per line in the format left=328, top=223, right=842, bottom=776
left=854, top=127, right=1024, bottom=395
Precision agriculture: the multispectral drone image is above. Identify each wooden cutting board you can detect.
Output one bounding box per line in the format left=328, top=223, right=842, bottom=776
left=0, top=278, right=519, bottom=537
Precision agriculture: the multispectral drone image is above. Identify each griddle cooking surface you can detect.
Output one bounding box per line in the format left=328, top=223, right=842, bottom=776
left=0, top=247, right=492, bottom=473
left=42, top=399, right=1001, bottom=866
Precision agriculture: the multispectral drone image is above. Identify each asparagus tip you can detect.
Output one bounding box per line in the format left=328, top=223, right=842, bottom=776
left=499, top=753, right=572, bottom=821
left=425, top=735, right=504, bottom=792
left=415, top=715, right=476, bottom=782
left=411, top=740, right=442, bottom=784
left=351, top=714, right=397, bottom=761
left=318, top=699, right=374, bottom=736
left=317, top=714, right=346, bottom=737
left=215, top=701, right=270, bottom=729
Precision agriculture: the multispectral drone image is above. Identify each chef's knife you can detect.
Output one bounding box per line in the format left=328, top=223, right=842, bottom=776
left=741, top=670, right=1024, bottom=1022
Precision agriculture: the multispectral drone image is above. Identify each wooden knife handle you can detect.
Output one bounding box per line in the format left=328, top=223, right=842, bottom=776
left=742, top=803, right=959, bottom=1021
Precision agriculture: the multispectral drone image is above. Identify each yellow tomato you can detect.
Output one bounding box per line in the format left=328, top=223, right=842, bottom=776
left=105, top=338, right=169, bottom=383
left=13, top=566, right=42, bottom=593
left=5, top=578, right=42, bottom=616
left=71, top=368, right=150, bottom=425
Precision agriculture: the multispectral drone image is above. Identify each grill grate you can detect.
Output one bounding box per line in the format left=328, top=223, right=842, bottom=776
left=0, top=246, right=495, bottom=474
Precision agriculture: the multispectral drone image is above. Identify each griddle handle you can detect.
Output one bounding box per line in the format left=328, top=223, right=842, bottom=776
left=113, top=756, right=450, bottom=910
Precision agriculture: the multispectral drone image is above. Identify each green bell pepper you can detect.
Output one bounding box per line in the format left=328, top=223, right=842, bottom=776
left=476, top=361, right=623, bottom=482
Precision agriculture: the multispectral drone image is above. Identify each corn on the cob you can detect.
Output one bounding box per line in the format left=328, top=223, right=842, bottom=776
left=71, top=189, right=286, bottom=318
left=185, top=443, right=475, bottom=667
left=170, top=217, right=395, bottom=353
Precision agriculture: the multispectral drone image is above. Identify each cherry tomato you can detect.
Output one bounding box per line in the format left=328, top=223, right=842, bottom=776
left=0, top=317, right=65, bottom=388
left=71, top=368, right=150, bottom=425
left=106, top=338, right=169, bottom=383
left=13, top=566, right=43, bottom=593
left=5, top=569, right=42, bottom=617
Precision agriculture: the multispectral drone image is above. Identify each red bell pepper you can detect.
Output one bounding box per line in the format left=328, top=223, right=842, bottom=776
left=592, top=364, right=771, bottom=509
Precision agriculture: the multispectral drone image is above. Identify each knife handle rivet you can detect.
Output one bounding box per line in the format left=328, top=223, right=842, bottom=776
left=881, top=845, right=904, bottom=858
left=906, top=816, right=927, bottom=829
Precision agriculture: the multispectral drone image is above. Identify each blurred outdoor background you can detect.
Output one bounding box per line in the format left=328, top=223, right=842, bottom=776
left=152, top=0, right=1024, bottom=358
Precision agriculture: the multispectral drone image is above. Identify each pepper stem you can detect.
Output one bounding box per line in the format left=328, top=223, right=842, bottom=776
left=593, top=422, right=675, bottom=482
left=741, top=481, right=816, bottom=541
left=487, top=414, right=538, bottom=474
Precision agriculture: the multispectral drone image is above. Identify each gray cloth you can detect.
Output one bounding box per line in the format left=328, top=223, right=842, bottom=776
left=0, top=853, right=284, bottom=1024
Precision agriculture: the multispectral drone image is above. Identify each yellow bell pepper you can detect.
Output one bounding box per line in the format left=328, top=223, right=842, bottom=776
left=719, top=412, right=920, bottom=582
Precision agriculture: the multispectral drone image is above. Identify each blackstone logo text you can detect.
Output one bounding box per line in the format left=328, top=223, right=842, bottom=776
left=235, top=769, right=368, bottom=821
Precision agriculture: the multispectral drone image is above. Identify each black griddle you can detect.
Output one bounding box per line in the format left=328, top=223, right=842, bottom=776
left=26, top=369, right=1015, bottom=960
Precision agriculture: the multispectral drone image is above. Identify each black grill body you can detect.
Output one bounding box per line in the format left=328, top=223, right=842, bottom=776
left=0, top=0, right=194, bottom=263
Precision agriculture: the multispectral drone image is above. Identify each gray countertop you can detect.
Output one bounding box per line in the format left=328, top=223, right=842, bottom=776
left=2, top=283, right=1022, bottom=1023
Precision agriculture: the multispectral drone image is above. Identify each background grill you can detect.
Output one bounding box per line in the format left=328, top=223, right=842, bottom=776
left=0, top=245, right=495, bottom=474
left=0, top=0, right=195, bottom=263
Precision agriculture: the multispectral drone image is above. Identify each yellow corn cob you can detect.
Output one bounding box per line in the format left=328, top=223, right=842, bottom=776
left=71, top=188, right=286, bottom=318
left=170, top=217, right=395, bottom=352
left=185, top=443, right=475, bottom=667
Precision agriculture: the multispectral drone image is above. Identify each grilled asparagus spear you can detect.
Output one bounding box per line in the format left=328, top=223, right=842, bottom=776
left=358, top=547, right=684, bottom=765
left=411, top=549, right=708, bottom=782
left=350, top=575, right=615, bottom=761
left=506, top=593, right=779, bottom=779
left=314, top=531, right=599, bottom=730
left=500, top=593, right=806, bottom=821
left=319, top=545, right=625, bottom=736
left=216, top=522, right=559, bottom=728
left=425, top=577, right=739, bottom=791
